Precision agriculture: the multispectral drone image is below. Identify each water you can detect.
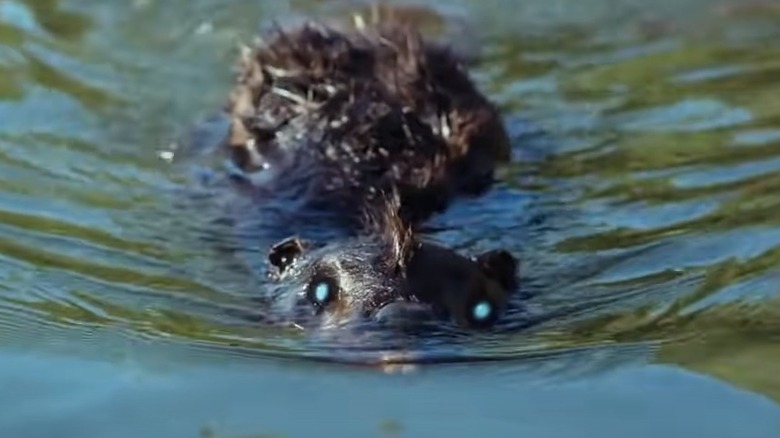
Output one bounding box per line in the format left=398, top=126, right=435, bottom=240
left=1, top=0, right=780, bottom=436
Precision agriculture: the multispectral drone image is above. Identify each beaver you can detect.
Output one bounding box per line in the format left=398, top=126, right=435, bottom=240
left=264, top=196, right=519, bottom=331
left=176, top=9, right=519, bottom=332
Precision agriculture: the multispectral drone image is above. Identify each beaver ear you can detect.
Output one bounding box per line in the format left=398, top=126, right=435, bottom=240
left=475, top=249, right=518, bottom=291
left=268, top=237, right=308, bottom=276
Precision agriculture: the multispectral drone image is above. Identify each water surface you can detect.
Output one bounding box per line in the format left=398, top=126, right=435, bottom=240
left=1, top=0, right=780, bottom=436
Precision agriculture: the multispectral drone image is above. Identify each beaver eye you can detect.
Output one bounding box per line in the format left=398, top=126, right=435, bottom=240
left=466, top=298, right=497, bottom=327
left=307, top=276, right=338, bottom=309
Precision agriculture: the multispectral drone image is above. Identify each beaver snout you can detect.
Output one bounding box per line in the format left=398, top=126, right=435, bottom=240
left=372, top=300, right=437, bottom=328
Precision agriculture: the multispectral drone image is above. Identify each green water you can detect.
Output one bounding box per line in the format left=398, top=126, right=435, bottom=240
left=1, top=0, right=780, bottom=436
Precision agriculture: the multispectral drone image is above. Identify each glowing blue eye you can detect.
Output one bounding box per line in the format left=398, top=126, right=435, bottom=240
left=472, top=300, right=493, bottom=321
left=314, top=282, right=330, bottom=303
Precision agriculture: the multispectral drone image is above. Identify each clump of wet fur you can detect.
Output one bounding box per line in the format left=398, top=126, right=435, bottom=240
left=224, top=13, right=510, bottom=228
left=360, top=190, right=416, bottom=274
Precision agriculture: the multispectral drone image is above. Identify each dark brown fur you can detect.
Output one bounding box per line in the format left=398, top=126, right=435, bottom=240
left=223, top=17, right=510, bottom=228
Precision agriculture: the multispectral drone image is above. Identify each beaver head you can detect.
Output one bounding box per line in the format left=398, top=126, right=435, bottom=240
left=264, top=200, right=518, bottom=332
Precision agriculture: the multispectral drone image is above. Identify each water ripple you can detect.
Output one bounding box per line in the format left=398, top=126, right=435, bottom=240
left=0, top=2, right=778, bottom=409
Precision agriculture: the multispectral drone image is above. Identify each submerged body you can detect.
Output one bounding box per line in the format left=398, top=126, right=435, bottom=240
left=221, top=15, right=510, bottom=231
left=176, top=10, right=519, bottom=334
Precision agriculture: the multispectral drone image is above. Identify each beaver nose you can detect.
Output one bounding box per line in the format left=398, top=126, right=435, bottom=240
left=373, top=301, right=435, bottom=327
